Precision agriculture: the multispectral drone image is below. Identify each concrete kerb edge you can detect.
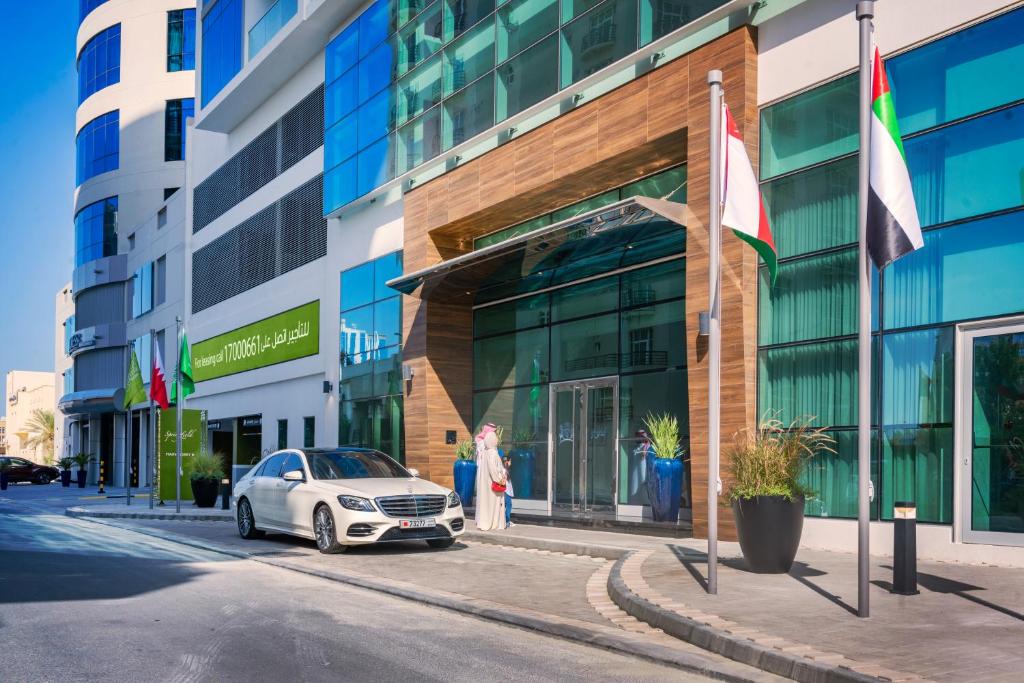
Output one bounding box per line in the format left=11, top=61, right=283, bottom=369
left=66, top=506, right=234, bottom=522
left=607, top=552, right=885, bottom=683
left=461, top=530, right=629, bottom=560
left=69, top=514, right=765, bottom=683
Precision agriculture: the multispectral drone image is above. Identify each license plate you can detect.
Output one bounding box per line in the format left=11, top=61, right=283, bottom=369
left=400, top=518, right=435, bottom=529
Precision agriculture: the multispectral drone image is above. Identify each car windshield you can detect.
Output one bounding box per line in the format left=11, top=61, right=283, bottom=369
left=306, top=450, right=409, bottom=480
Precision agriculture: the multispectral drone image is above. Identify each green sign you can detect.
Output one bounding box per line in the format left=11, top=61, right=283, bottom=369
left=192, top=301, right=320, bottom=382
left=158, top=408, right=206, bottom=502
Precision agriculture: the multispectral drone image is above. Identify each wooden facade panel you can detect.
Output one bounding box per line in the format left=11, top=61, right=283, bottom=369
left=476, top=143, right=517, bottom=209
left=648, top=57, right=690, bottom=140
left=446, top=164, right=481, bottom=225
left=597, top=75, right=649, bottom=160
left=514, top=126, right=556, bottom=194
left=552, top=106, right=600, bottom=178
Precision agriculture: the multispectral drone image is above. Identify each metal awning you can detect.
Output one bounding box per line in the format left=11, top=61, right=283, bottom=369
left=58, top=388, right=125, bottom=416
left=387, top=196, right=688, bottom=305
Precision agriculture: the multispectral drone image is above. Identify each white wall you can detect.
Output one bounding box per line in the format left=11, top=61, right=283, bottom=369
left=53, top=284, right=75, bottom=460
left=5, top=371, right=57, bottom=462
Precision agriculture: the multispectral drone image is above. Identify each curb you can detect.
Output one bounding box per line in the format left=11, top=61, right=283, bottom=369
left=461, top=530, right=628, bottom=561
left=66, top=506, right=233, bottom=523
left=73, top=515, right=775, bottom=683
left=607, top=552, right=883, bottom=683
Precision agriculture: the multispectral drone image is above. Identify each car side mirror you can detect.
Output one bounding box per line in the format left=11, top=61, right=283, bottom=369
left=407, top=468, right=420, bottom=478
left=282, top=469, right=305, bottom=482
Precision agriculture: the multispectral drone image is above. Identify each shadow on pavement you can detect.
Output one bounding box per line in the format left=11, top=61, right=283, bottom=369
left=668, top=544, right=709, bottom=591
left=241, top=531, right=470, bottom=557
left=876, top=565, right=1024, bottom=622
left=788, top=562, right=857, bottom=616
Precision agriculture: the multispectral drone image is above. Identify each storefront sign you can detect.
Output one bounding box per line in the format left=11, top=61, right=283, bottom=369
left=68, top=328, right=96, bottom=355
left=241, top=416, right=262, bottom=428
left=192, top=301, right=320, bottom=382
left=157, top=408, right=206, bottom=502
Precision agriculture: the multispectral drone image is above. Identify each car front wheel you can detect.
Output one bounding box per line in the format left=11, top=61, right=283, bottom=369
left=237, top=498, right=265, bottom=540
left=313, top=505, right=346, bottom=554
left=427, top=538, right=455, bottom=549
left=32, top=472, right=52, bottom=485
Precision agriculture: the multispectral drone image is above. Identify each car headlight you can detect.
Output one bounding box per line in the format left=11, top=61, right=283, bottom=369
left=337, top=495, right=376, bottom=512
left=447, top=491, right=461, bottom=508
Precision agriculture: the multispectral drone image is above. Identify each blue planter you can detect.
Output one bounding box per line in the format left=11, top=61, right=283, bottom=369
left=650, top=458, right=683, bottom=523
left=453, top=459, right=477, bottom=508
left=61, top=470, right=72, bottom=487
left=509, top=448, right=534, bottom=499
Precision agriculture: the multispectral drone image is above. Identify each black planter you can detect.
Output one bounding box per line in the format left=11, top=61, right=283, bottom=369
left=61, top=470, right=72, bottom=487
left=191, top=478, right=219, bottom=508
left=77, top=470, right=87, bottom=488
left=731, top=495, right=805, bottom=574
left=0, top=472, right=7, bottom=490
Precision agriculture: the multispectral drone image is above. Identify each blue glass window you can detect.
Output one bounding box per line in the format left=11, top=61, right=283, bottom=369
left=78, top=24, right=120, bottom=104
left=327, top=25, right=359, bottom=84
left=168, top=9, right=196, bottom=71
left=359, top=0, right=394, bottom=59
left=76, top=111, right=119, bottom=185
left=201, top=0, right=243, bottom=106
left=165, top=98, right=195, bottom=161
left=132, top=262, right=154, bottom=318
left=340, top=252, right=404, bottom=368
left=74, top=196, right=118, bottom=267
left=80, top=0, right=109, bottom=24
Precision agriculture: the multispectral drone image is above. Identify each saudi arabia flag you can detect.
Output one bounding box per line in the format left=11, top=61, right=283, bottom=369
left=867, top=48, right=923, bottom=269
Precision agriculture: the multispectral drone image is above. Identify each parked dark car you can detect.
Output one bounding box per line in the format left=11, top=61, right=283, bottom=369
left=0, top=457, right=60, bottom=484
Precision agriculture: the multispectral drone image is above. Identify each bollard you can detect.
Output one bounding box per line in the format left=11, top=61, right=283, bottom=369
left=98, top=459, right=106, bottom=494
left=220, top=478, right=231, bottom=510
left=892, top=501, right=918, bottom=595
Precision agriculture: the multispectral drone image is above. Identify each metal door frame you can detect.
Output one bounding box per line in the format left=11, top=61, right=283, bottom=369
left=955, top=315, right=1024, bottom=546
left=548, top=375, right=619, bottom=515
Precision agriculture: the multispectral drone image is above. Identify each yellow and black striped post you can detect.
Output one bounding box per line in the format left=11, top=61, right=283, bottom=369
left=98, top=458, right=106, bottom=494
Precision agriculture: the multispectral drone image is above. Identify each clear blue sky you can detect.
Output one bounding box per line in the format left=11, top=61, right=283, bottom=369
left=0, top=4, right=76, bottom=414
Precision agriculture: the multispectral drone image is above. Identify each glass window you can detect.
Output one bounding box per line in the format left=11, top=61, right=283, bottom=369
left=248, top=0, right=299, bottom=60
left=339, top=396, right=406, bottom=463
left=359, top=87, right=395, bottom=149
left=497, top=0, right=557, bottom=62
left=326, top=25, right=359, bottom=84
left=881, top=328, right=953, bottom=428
left=905, top=103, right=1024, bottom=229
left=282, top=452, right=304, bottom=476
left=375, top=251, right=404, bottom=299
left=396, top=0, right=431, bottom=29
left=80, top=0, right=109, bottom=24
left=444, top=20, right=495, bottom=96
left=307, top=449, right=409, bottom=479
left=640, top=0, right=726, bottom=46
left=131, top=334, right=152, bottom=380
left=341, top=261, right=375, bottom=310
left=396, top=105, right=442, bottom=173
left=760, top=73, right=857, bottom=179
left=884, top=211, right=1024, bottom=329
left=132, top=262, right=154, bottom=318
left=64, top=315, right=76, bottom=356
left=551, top=191, right=618, bottom=222
left=358, top=0, right=394, bottom=59
left=74, top=196, right=118, bottom=266
left=496, top=34, right=558, bottom=121
left=473, top=385, right=549, bottom=444
left=551, top=276, right=618, bottom=322
left=326, top=67, right=359, bottom=129
left=357, top=135, right=397, bottom=196
left=620, top=260, right=684, bottom=307
left=758, top=249, right=857, bottom=346
left=396, top=55, right=443, bottom=127
left=325, top=113, right=358, bottom=171
left=886, top=7, right=1024, bottom=136
left=397, top=2, right=443, bottom=75
left=559, top=0, right=637, bottom=88
left=277, top=419, right=288, bottom=449
left=167, top=9, right=196, bottom=71
left=621, top=165, right=687, bottom=202
left=262, top=453, right=286, bottom=477
left=620, top=301, right=686, bottom=372
left=303, top=417, right=315, bottom=448
left=444, top=0, right=494, bottom=41
left=474, top=327, right=549, bottom=388
left=443, top=73, right=494, bottom=149
left=76, top=111, right=119, bottom=185
left=201, top=0, right=243, bottom=105
left=879, top=426, right=953, bottom=524
left=324, top=157, right=358, bottom=213
left=155, top=256, right=167, bottom=306
left=164, top=98, right=195, bottom=161
left=359, top=39, right=398, bottom=104
left=758, top=339, right=858, bottom=428
left=474, top=293, right=549, bottom=336
left=550, top=312, right=618, bottom=381
left=78, top=24, right=120, bottom=104
left=474, top=214, right=551, bottom=249
left=800, top=430, right=874, bottom=520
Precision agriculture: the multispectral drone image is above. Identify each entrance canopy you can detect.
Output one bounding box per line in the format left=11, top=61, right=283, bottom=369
left=387, top=197, right=688, bottom=305
left=58, top=388, right=125, bottom=417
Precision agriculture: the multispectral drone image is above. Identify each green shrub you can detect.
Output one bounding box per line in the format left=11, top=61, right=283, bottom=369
left=727, top=417, right=835, bottom=502
left=58, top=456, right=74, bottom=471
left=454, top=439, right=476, bottom=461
left=71, top=452, right=93, bottom=471
left=190, top=450, right=226, bottom=482
left=644, top=413, right=683, bottom=460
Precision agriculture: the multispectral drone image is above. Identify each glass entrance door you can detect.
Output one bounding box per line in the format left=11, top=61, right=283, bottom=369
left=960, top=322, right=1024, bottom=545
left=550, top=377, right=618, bottom=514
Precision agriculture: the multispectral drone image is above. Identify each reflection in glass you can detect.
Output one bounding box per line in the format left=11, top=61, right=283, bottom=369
left=497, top=0, right=557, bottom=61
left=397, top=105, right=442, bottom=173
left=474, top=328, right=549, bottom=389
left=325, top=113, right=357, bottom=170
left=618, top=369, right=688, bottom=506
left=496, top=34, right=558, bottom=121
left=620, top=259, right=684, bottom=307
left=358, top=0, right=393, bottom=59
left=341, top=261, right=375, bottom=311
left=325, top=67, right=359, bottom=128
left=474, top=293, right=550, bottom=337
left=444, top=20, right=495, bottom=95
left=620, top=302, right=686, bottom=371
left=324, top=158, right=358, bottom=212
left=639, top=0, right=726, bottom=46
left=397, top=2, right=443, bottom=75
left=326, top=25, right=358, bottom=82
left=551, top=313, right=618, bottom=381
left=443, top=74, right=494, bottom=149
left=357, top=135, right=396, bottom=196
left=396, top=55, right=443, bottom=126
left=473, top=385, right=549, bottom=499
left=359, top=87, right=394, bottom=149
left=444, top=0, right=495, bottom=41
left=359, top=39, right=397, bottom=103
left=551, top=276, right=618, bottom=322
left=758, top=339, right=858, bottom=428
left=559, top=0, right=637, bottom=88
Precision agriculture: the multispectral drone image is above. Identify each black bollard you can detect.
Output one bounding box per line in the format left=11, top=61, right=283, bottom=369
left=892, top=501, right=919, bottom=595
left=220, top=478, right=230, bottom=510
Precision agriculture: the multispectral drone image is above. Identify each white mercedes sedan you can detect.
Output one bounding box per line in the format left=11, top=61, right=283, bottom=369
left=233, top=448, right=464, bottom=554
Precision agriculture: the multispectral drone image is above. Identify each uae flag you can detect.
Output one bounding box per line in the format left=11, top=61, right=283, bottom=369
left=150, top=343, right=170, bottom=410
left=867, top=48, right=923, bottom=268
left=720, top=102, right=777, bottom=283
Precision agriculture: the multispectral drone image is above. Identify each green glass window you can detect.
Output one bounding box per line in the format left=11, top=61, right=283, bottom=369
left=551, top=276, right=619, bottom=322
left=906, top=103, right=1024, bottom=229
left=881, top=328, right=953, bottom=427
left=443, top=19, right=495, bottom=95
left=497, top=0, right=557, bottom=62
left=620, top=301, right=686, bottom=372
left=800, top=430, right=877, bottom=519
left=551, top=312, right=618, bottom=381
left=474, top=214, right=551, bottom=249
left=443, top=73, right=494, bottom=149
left=758, top=339, right=857, bottom=428
left=561, top=0, right=601, bottom=23
left=761, top=155, right=857, bottom=259
left=758, top=249, right=857, bottom=345
left=444, top=0, right=495, bottom=41
left=395, top=0, right=430, bottom=29
left=496, top=34, right=558, bottom=121
left=277, top=419, right=288, bottom=449
left=621, top=260, right=684, bottom=308
left=474, top=293, right=549, bottom=336
left=640, top=0, right=726, bottom=46
left=303, top=416, right=315, bottom=448
left=474, top=327, right=549, bottom=388
left=396, top=105, right=442, bottom=173
left=396, top=55, right=443, bottom=127
left=550, top=191, right=619, bottom=223
left=397, top=2, right=443, bottom=76
left=883, top=212, right=1024, bottom=329
left=340, top=395, right=406, bottom=463
left=886, top=7, right=1024, bottom=136
left=559, top=0, right=638, bottom=89
left=760, top=73, right=857, bottom=179
left=620, top=165, right=687, bottom=202
left=879, top=427, right=953, bottom=524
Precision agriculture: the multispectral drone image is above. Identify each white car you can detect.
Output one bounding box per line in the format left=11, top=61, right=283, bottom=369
left=233, top=448, right=465, bottom=554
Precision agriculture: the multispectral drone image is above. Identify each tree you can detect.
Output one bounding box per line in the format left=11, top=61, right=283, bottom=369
left=25, top=409, right=55, bottom=463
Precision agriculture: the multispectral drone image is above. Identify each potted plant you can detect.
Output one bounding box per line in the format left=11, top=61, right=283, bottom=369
left=190, top=450, right=226, bottom=508
left=727, top=417, right=834, bottom=574
left=0, top=459, right=10, bottom=491
left=452, top=439, right=477, bottom=508
left=508, top=428, right=535, bottom=499
left=644, top=413, right=685, bottom=522
left=58, top=456, right=74, bottom=487
left=72, top=452, right=93, bottom=488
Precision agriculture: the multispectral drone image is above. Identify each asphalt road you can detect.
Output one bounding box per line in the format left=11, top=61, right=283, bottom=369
left=0, top=493, right=702, bottom=682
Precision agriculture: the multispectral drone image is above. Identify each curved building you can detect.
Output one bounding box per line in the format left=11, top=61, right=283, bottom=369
left=62, top=0, right=195, bottom=484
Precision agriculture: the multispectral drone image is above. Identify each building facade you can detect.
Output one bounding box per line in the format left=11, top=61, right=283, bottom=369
left=179, top=0, right=1024, bottom=563
left=54, top=283, right=75, bottom=461
left=61, top=0, right=196, bottom=484
left=5, top=371, right=57, bottom=462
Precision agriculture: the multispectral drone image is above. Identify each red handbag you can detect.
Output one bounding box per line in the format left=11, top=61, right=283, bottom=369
left=491, top=481, right=507, bottom=493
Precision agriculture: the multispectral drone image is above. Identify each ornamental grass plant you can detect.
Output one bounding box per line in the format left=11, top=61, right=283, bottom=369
left=727, top=417, right=834, bottom=501
left=644, top=413, right=682, bottom=459
left=454, top=439, right=476, bottom=461
left=190, top=450, right=226, bottom=482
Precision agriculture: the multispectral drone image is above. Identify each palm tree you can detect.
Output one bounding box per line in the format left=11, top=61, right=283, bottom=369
left=25, top=409, right=55, bottom=463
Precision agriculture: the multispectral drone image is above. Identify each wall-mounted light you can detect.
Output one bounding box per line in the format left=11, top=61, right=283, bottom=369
left=572, top=93, right=584, bottom=104
left=401, top=363, right=415, bottom=382
left=322, top=380, right=333, bottom=394
left=698, top=311, right=710, bottom=337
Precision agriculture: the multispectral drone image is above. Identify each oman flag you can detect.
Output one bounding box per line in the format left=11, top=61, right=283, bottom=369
left=720, top=102, right=777, bottom=283
left=150, top=342, right=170, bottom=410
left=867, top=48, right=922, bottom=268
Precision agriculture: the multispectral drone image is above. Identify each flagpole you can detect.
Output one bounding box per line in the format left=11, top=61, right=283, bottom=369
left=125, top=343, right=132, bottom=507
left=149, top=329, right=156, bottom=510
left=706, top=69, right=723, bottom=596
left=856, top=0, right=874, bottom=619
left=175, top=316, right=182, bottom=514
